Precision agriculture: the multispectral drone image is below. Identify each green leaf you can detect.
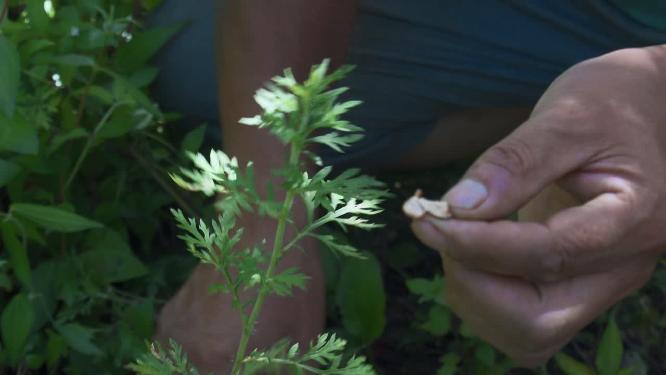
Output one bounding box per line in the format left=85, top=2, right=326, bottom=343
left=128, top=66, right=160, bottom=88
left=474, top=343, right=496, bottom=368
left=1, top=294, right=35, bottom=366
left=0, top=36, right=20, bottom=118
left=11, top=203, right=103, bottom=233
left=0, top=114, right=38, bottom=155
left=419, top=305, right=451, bottom=336
left=113, top=23, right=184, bottom=72
left=27, top=0, right=50, bottom=33
left=56, top=323, right=103, bottom=356
left=555, top=353, right=596, bottom=375
left=47, top=127, right=88, bottom=154
left=1, top=222, right=32, bottom=289
left=268, top=268, right=308, bottom=296
left=437, top=353, right=461, bottom=375
left=0, top=159, right=21, bottom=187
left=596, top=318, right=623, bottom=375
left=20, top=39, right=55, bottom=58
left=96, top=105, right=142, bottom=140
left=79, top=229, right=148, bottom=283
left=336, top=252, right=386, bottom=344
left=49, top=54, right=95, bottom=67
left=181, top=123, right=207, bottom=153
left=406, top=276, right=445, bottom=304
left=46, top=332, right=67, bottom=368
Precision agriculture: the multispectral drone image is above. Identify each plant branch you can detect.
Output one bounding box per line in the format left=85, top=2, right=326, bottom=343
left=230, top=96, right=310, bottom=375
left=128, top=148, right=196, bottom=217
left=62, top=102, right=124, bottom=194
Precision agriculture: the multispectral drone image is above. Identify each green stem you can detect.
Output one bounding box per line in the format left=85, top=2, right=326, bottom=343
left=230, top=188, right=296, bottom=375
left=231, top=96, right=310, bottom=375
left=128, top=148, right=197, bottom=217
left=62, top=102, right=124, bottom=194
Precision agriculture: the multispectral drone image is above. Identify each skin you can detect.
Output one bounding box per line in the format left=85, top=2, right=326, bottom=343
left=411, top=45, right=666, bottom=366
left=156, top=0, right=666, bottom=370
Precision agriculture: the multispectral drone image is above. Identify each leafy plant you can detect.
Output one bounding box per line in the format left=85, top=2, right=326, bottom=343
left=131, top=61, right=389, bottom=375
left=0, top=0, right=202, bottom=372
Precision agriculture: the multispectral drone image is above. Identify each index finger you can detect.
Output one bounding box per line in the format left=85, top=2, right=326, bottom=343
left=417, top=191, right=636, bottom=281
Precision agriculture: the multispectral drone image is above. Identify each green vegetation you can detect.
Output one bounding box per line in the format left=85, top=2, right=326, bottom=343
left=0, top=0, right=202, bottom=372
left=131, top=60, right=387, bottom=375
left=2, top=1, right=666, bottom=374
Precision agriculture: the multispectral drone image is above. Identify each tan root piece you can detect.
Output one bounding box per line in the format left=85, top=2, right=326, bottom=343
left=402, top=189, right=452, bottom=219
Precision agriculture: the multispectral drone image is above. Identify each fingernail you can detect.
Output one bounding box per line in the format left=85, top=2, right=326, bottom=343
left=444, top=179, right=487, bottom=209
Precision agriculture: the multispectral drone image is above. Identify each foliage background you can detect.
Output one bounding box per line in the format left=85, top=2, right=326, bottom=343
left=0, top=0, right=204, bottom=372
left=1, top=1, right=665, bottom=374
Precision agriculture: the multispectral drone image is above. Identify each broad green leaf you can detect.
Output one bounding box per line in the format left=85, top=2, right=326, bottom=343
left=596, top=318, right=623, bottom=375
left=474, top=343, right=496, bottom=367
left=0, top=159, right=20, bottom=187
left=181, top=123, right=207, bottom=153
left=85, top=85, right=114, bottom=105
left=122, top=301, right=155, bottom=339
left=47, top=127, right=88, bottom=154
left=0, top=36, right=20, bottom=117
left=419, top=305, right=451, bottom=336
left=128, top=66, right=160, bottom=88
left=555, top=353, right=596, bottom=375
left=113, top=23, right=184, bottom=72
left=56, top=323, right=103, bottom=356
left=1, top=294, right=35, bottom=366
left=96, top=105, right=139, bottom=140
left=49, top=54, right=95, bottom=66
left=11, top=203, right=103, bottom=233
left=79, top=229, right=148, bottom=283
left=46, top=332, right=67, bottom=367
left=20, top=39, right=55, bottom=57
left=336, top=252, right=386, bottom=344
left=0, top=114, right=38, bottom=155
left=437, top=353, right=461, bottom=375
left=1, top=222, right=31, bottom=288
left=27, top=0, right=49, bottom=33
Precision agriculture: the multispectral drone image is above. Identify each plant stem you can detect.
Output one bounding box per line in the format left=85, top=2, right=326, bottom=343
left=62, top=102, right=123, bottom=195
left=230, top=96, right=310, bottom=375
left=230, top=188, right=296, bottom=375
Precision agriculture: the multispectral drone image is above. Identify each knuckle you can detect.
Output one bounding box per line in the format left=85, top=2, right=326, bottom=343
left=482, top=138, right=536, bottom=178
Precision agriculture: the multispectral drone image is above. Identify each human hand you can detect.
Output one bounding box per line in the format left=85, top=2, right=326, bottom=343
left=155, top=217, right=324, bottom=373
left=410, top=45, right=666, bottom=366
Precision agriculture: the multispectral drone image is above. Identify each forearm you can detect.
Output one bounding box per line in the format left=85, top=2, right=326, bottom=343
left=217, top=0, right=358, bottom=176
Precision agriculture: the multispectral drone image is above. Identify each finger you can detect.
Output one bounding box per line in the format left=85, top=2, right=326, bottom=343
left=412, top=219, right=559, bottom=281
left=440, top=254, right=562, bottom=366
left=418, top=194, right=637, bottom=281
left=545, top=190, right=641, bottom=274
left=442, top=253, right=655, bottom=367
left=443, top=115, right=595, bottom=220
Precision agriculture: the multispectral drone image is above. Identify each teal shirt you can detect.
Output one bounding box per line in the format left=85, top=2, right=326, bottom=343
left=610, top=0, right=666, bottom=30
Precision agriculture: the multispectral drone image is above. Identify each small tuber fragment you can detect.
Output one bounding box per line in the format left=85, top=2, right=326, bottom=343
left=402, top=189, right=451, bottom=219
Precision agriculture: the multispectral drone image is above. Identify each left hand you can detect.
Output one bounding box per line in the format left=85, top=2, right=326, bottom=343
left=410, top=45, right=666, bottom=367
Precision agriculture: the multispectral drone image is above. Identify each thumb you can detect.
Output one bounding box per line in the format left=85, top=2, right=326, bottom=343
left=444, top=117, right=588, bottom=220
